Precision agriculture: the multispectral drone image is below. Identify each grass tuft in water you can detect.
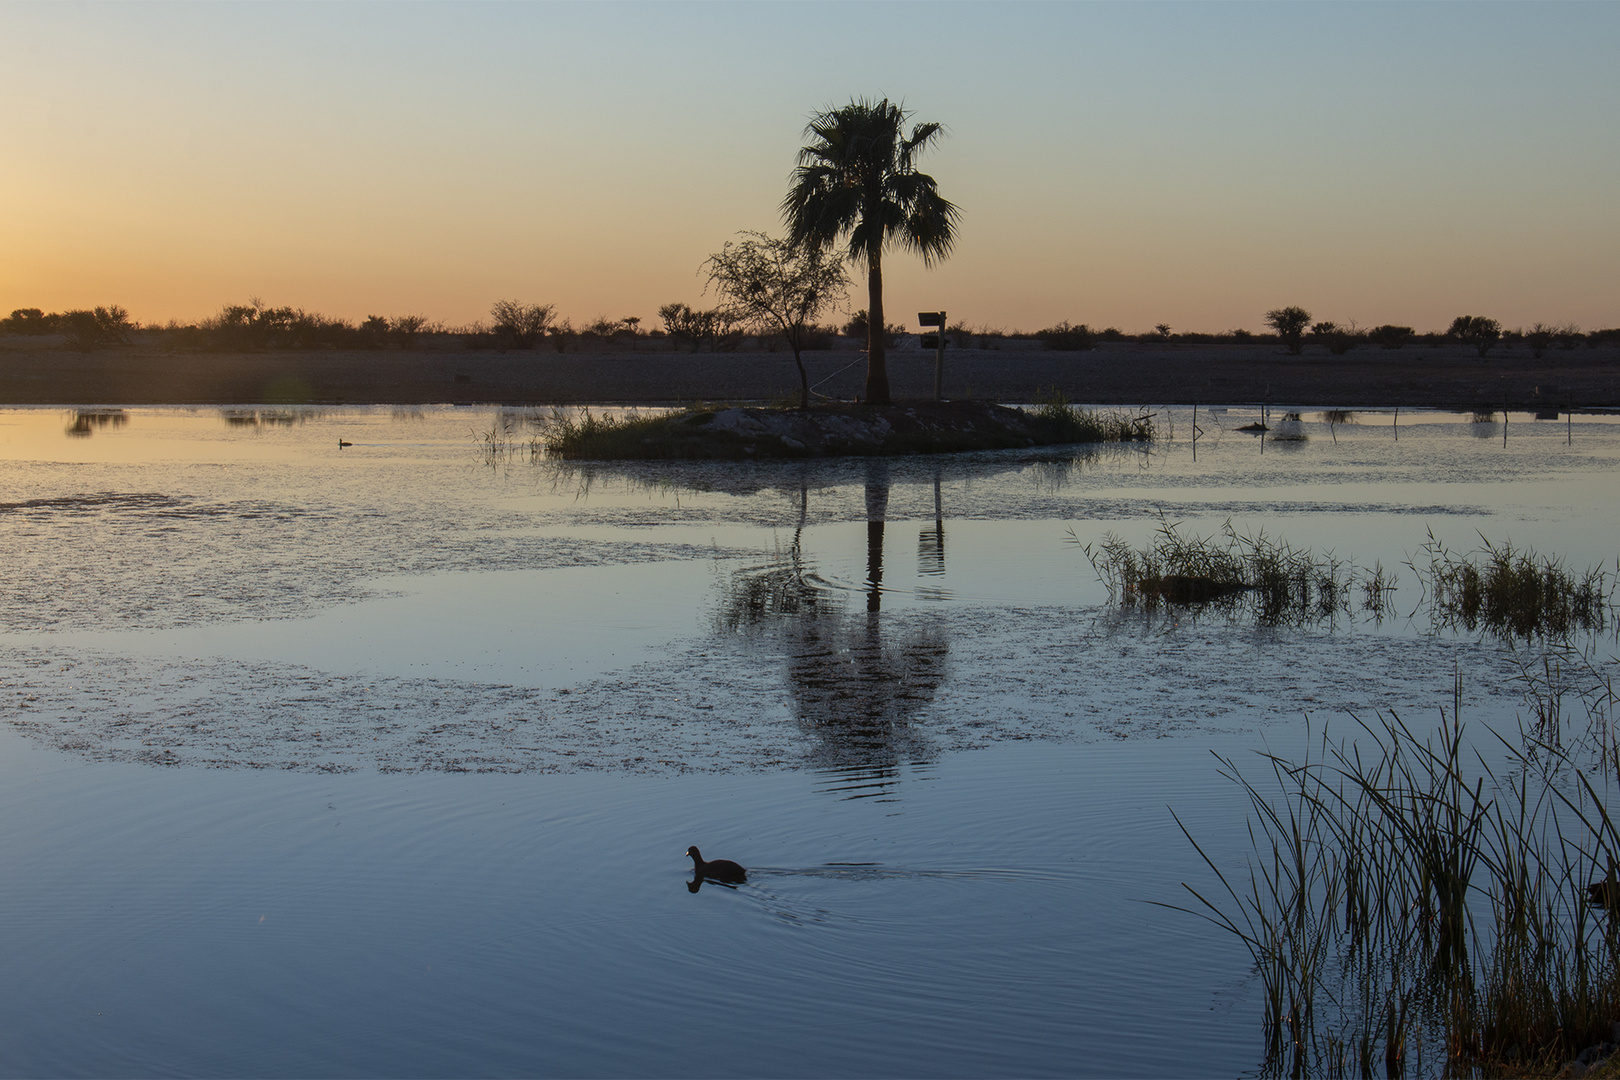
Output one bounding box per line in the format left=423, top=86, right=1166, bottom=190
left=1077, top=516, right=1355, bottom=626
left=1419, top=532, right=1611, bottom=640
left=537, top=407, right=710, bottom=460
left=1169, top=707, right=1620, bottom=1078
left=1025, top=389, right=1154, bottom=444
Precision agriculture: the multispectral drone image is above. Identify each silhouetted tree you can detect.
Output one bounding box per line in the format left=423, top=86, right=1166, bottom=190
left=657, top=303, right=738, bottom=353
left=58, top=306, right=132, bottom=350
left=1448, top=315, right=1501, bottom=357
left=1368, top=324, right=1414, bottom=350
left=1036, top=321, right=1097, bottom=351
left=782, top=97, right=960, bottom=406
left=489, top=300, right=555, bottom=350
left=2, top=308, right=56, bottom=334
left=704, top=231, right=849, bottom=408
left=1264, top=306, right=1312, bottom=355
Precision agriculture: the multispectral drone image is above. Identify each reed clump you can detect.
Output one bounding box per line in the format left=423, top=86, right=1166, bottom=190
left=1079, top=517, right=1355, bottom=626
left=538, top=407, right=752, bottom=460
left=1025, top=389, right=1154, bottom=444
left=1420, top=534, right=1610, bottom=640
left=1171, top=709, right=1620, bottom=1078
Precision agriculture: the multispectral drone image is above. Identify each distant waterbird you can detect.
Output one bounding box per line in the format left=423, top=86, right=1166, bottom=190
left=686, top=846, right=746, bottom=884
left=338, top=439, right=352, bottom=448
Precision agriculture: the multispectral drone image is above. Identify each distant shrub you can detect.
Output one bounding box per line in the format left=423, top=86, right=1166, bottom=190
left=1100, top=327, right=1126, bottom=342
left=1588, top=328, right=1620, bottom=347
left=1264, top=306, right=1312, bottom=355
left=3, top=305, right=131, bottom=346
left=1555, top=323, right=1585, bottom=350
left=1230, top=328, right=1253, bottom=342
left=658, top=303, right=741, bottom=352
left=1524, top=323, right=1554, bottom=358
left=489, top=300, right=556, bottom=350
left=392, top=315, right=431, bottom=347
left=1309, top=320, right=1363, bottom=356
left=2, top=308, right=58, bottom=334
left=1448, top=315, right=1502, bottom=357
left=838, top=309, right=906, bottom=346
left=201, top=299, right=354, bottom=350
left=1036, top=321, right=1097, bottom=351
left=58, top=306, right=134, bottom=350
left=1367, top=324, right=1414, bottom=350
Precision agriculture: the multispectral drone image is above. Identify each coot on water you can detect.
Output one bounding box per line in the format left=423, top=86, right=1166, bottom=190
left=686, top=846, right=746, bottom=884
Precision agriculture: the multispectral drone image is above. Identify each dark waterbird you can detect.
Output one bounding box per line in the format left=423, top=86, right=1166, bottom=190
left=1588, top=880, right=1619, bottom=908
left=686, top=846, right=746, bottom=884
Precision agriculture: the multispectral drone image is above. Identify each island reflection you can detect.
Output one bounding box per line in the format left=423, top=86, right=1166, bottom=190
left=715, top=459, right=948, bottom=784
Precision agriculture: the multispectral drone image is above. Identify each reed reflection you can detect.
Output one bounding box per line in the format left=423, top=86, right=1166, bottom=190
left=220, top=408, right=312, bottom=429
left=65, top=410, right=128, bottom=437
left=715, top=462, right=948, bottom=784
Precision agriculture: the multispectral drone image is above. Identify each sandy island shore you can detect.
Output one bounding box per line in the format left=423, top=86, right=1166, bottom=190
left=1, top=337, right=1615, bottom=409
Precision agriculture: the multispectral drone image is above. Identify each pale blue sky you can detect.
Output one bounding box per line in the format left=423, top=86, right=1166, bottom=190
left=3, top=1, right=1615, bottom=331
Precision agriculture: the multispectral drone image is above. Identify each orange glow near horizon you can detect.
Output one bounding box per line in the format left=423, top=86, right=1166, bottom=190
left=2, top=4, right=1615, bottom=335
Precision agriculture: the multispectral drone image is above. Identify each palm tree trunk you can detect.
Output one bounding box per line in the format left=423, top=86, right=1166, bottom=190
left=864, top=246, right=891, bottom=406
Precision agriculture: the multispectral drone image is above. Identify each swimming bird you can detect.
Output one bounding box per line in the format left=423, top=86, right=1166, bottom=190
left=1588, top=880, right=1619, bottom=908
left=686, top=846, right=746, bottom=884
left=338, top=439, right=352, bottom=448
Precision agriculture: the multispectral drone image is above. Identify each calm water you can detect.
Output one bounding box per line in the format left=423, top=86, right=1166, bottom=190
left=1, top=405, right=1616, bottom=1077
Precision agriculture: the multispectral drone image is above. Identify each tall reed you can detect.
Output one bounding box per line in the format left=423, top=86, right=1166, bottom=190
left=1169, top=707, right=1620, bottom=1077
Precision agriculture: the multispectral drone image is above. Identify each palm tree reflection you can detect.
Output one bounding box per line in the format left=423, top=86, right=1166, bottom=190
left=716, top=462, right=948, bottom=787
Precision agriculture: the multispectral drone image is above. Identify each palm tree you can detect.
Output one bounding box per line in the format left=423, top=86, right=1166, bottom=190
left=782, top=98, right=960, bottom=407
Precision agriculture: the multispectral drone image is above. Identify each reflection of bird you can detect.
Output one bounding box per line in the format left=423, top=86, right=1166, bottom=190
left=686, top=846, right=746, bottom=883
left=1588, top=881, right=1619, bottom=908
left=338, top=439, right=352, bottom=448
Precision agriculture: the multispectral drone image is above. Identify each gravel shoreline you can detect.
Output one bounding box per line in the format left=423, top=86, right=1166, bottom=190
left=2, top=339, right=1616, bottom=409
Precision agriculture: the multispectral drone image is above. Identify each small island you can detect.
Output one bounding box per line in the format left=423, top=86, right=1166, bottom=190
left=541, top=398, right=1154, bottom=459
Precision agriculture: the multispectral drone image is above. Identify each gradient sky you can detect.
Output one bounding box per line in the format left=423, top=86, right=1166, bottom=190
left=3, top=2, right=1616, bottom=334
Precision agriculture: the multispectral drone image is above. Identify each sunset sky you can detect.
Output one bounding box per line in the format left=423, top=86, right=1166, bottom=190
left=3, top=1, right=1616, bottom=334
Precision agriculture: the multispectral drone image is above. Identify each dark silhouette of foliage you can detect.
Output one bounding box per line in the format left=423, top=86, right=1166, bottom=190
left=783, top=97, right=960, bottom=406
left=1264, top=306, right=1312, bottom=355
left=1448, top=315, right=1502, bottom=357
left=840, top=309, right=905, bottom=346
left=57, top=306, right=133, bottom=351
left=2, top=308, right=57, bottom=334
left=657, top=303, right=739, bottom=352
left=1367, top=324, right=1414, bottom=350
left=1309, top=320, right=1363, bottom=356
left=1036, top=321, right=1097, bottom=351
left=489, top=300, right=556, bottom=350
left=201, top=298, right=353, bottom=350
left=705, top=231, right=849, bottom=408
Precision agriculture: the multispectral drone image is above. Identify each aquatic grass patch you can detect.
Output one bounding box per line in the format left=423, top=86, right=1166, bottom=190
left=1024, top=389, right=1153, bottom=444
left=535, top=406, right=753, bottom=460
left=1418, top=533, right=1612, bottom=641
left=1076, top=517, right=1355, bottom=626
left=1169, top=709, right=1620, bottom=1078
left=1079, top=523, right=1613, bottom=640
